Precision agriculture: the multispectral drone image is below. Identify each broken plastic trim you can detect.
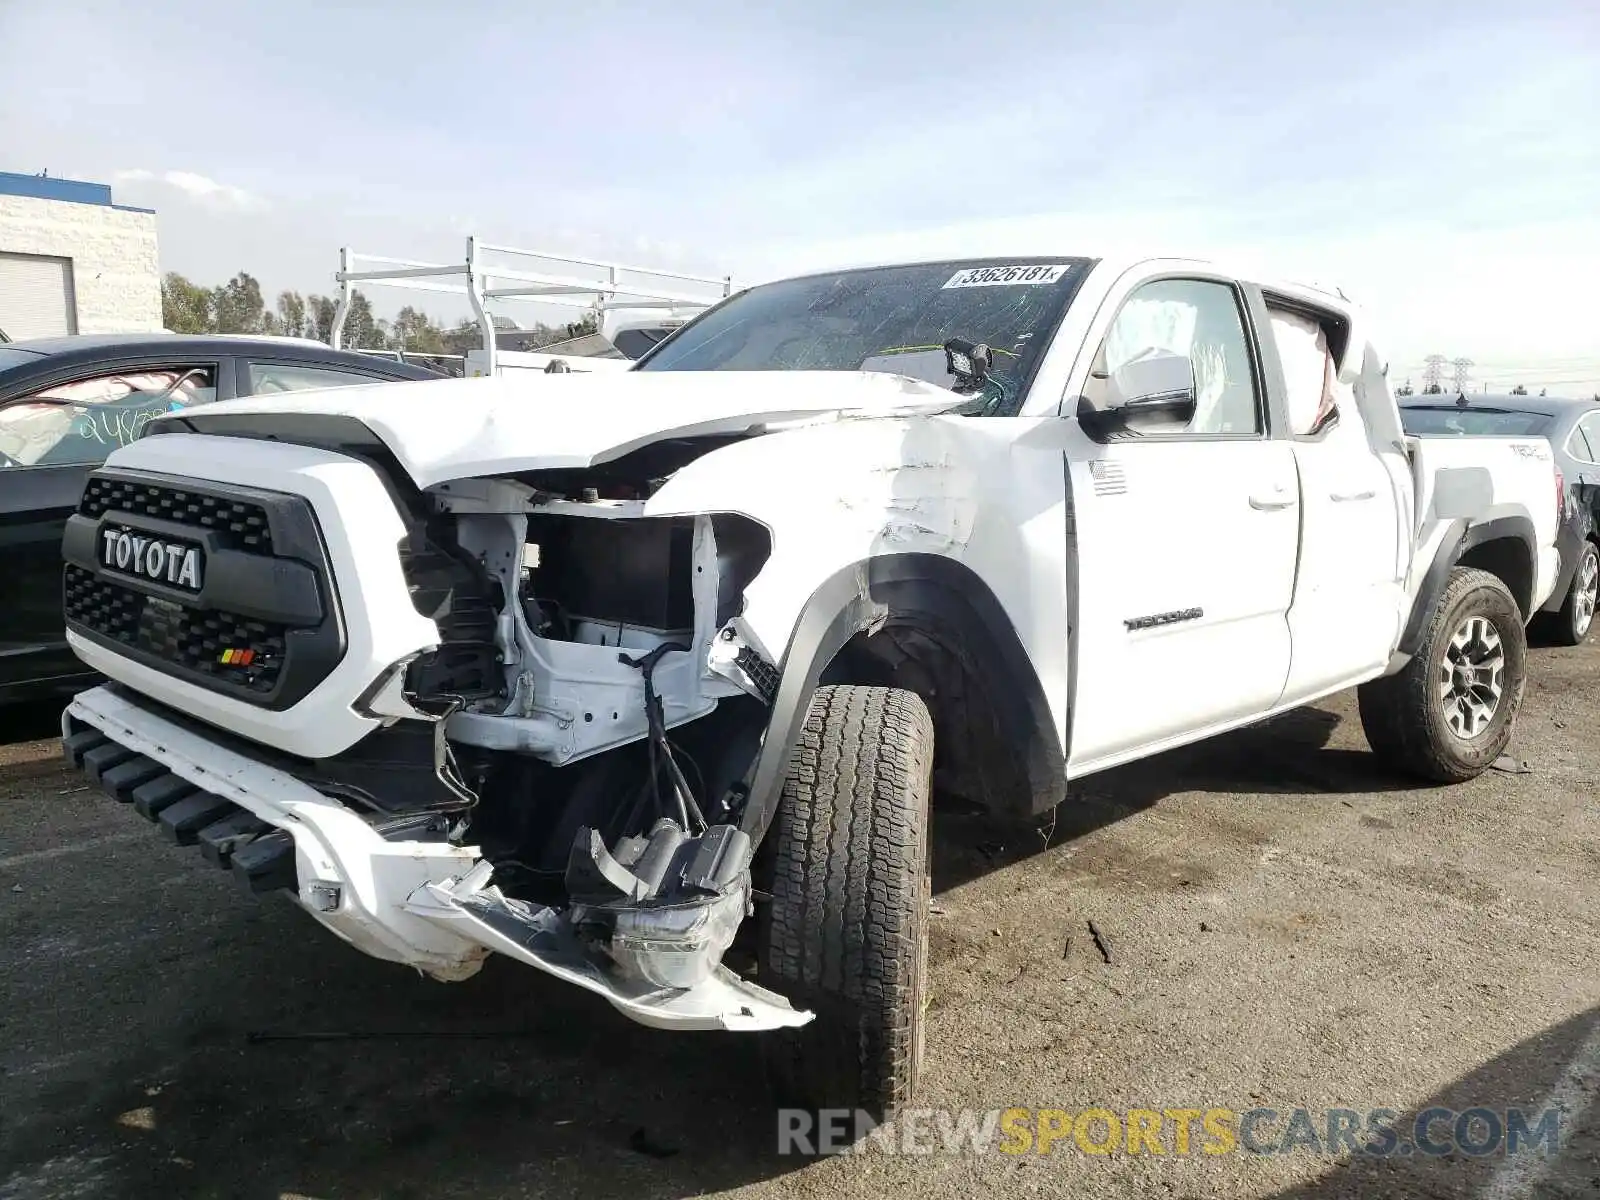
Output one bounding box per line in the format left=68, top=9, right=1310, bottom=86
left=567, top=817, right=753, bottom=989
left=406, top=863, right=810, bottom=1032
left=706, top=619, right=780, bottom=704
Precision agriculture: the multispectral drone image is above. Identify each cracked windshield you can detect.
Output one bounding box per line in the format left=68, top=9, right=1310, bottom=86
left=637, top=258, right=1089, bottom=414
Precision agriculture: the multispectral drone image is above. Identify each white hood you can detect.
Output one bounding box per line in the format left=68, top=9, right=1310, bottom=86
left=174, top=369, right=961, bottom=488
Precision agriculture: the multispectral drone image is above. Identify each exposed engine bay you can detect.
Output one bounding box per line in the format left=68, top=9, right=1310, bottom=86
left=336, top=443, right=783, bottom=996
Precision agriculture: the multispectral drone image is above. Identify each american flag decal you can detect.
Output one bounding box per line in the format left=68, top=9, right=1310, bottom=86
left=1089, top=460, right=1127, bottom=496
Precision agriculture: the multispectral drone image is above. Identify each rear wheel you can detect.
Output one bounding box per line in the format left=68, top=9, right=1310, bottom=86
left=1358, top=566, right=1527, bottom=783
left=757, top=684, right=933, bottom=1128
left=1548, top=542, right=1598, bottom=646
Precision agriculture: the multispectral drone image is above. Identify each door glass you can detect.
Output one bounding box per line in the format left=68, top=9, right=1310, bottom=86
left=0, top=365, right=216, bottom=468
left=247, top=361, right=383, bottom=393
left=1102, top=279, right=1261, bottom=435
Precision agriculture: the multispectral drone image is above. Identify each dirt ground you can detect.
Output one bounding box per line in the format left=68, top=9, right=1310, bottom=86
left=2, top=638, right=1597, bottom=1200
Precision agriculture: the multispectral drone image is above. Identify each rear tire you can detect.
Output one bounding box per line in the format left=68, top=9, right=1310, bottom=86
left=757, top=684, right=933, bottom=1128
left=1548, top=542, right=1598, bottom=647
left=1358, top=566, right=1526, bottom=783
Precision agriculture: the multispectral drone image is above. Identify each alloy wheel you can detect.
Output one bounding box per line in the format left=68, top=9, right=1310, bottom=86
left=1438, top=616, right=1505, bottom=739
left=1575, top=553, right=1598, bottom=639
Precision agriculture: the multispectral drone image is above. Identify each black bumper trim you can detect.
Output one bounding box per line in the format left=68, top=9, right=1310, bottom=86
left=63, top=714, right=300, bottom=896
left=160, top=794, right=239, bottom=845
left=99, top=755, right=167, bottom=803
left=82, top=742, right=137, bottom=783
left=198, top=811, right=273, bottom=867
left=132, top=775, right=197, bottom=820
left=63, top=728, right=107, bottom=768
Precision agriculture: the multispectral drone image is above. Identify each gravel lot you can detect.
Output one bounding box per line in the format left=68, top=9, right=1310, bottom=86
left=2, top=638, right=1597, bottom=1200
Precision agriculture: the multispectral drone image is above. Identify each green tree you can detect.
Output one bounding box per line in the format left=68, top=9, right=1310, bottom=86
left=340, top=290, right=388, bottom=349
left=210, top=272, right=267, bottom=334
left=441, top=319, right=486, bottom=357
left=306, top=294, right=339, bottom=343
left=389, top=306, right=448, bottom=353
left=161, top=272, right=213, bottom=333
left=276, top=291, right=308, bottom=340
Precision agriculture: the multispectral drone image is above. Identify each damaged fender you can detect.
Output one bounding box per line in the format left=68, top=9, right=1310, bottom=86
left=645, top=416, right=1071, bottom=834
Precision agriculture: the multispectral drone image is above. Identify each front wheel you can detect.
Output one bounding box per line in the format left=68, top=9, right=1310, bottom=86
left=1358, top=566, right=1527, bottom=783
left=757, top=684, right=933, bottom=1128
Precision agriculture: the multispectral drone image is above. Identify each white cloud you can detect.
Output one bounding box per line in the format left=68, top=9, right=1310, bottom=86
left=114, top=169, right=267, bottom=213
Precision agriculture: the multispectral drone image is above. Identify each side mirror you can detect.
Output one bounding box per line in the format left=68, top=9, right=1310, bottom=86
left=1078, top=349, right=1197, bottom=438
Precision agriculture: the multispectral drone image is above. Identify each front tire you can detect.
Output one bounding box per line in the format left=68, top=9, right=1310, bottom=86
left=1548, top=541, right=1598, bottom=647
left=757, top=684, right=933, bottom=1127
left=1358, top=566, right=1527, bottom=783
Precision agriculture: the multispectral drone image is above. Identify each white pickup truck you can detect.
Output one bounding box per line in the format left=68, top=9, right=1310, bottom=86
left=58, top=252, right=1561, bottom=1125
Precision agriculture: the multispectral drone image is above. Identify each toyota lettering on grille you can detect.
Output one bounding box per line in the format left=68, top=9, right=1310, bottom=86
left=99, top=528, right=204, bottom=592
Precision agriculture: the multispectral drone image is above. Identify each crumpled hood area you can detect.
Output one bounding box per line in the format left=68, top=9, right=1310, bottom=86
left=164, top=369, right=964, bottom=488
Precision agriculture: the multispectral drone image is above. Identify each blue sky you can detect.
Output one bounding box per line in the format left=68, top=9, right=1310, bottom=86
left=2, top=0, right=1596, bottom=392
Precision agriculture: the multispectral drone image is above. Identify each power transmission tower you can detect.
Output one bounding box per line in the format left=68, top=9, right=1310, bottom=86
left=1423, top=354, right=1446, bottom=393
left=1451, top=357, right=1474, bottom=394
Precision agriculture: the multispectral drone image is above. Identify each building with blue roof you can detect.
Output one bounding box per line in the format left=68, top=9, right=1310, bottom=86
left=0, top=171, right=161, bottom=341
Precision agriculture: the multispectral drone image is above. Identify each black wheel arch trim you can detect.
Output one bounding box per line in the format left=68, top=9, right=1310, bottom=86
left=1400, top=515, right=1539, bottom=655
left=1458, top=514, right=1539, bottom=616
left=738, top=553, right=1067, bottom=845
left=1398, top=519, right=1468, bottom=657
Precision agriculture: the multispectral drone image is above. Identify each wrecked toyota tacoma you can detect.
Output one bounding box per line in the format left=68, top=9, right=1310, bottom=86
left=59, top=254, right=1562, bottom=1122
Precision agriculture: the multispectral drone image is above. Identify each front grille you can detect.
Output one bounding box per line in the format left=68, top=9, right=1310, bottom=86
left=64, top=564, right=286, bottom=694
left=67, top=469, right=349, bottom=710
left=79, top=477, right=274, bottom=553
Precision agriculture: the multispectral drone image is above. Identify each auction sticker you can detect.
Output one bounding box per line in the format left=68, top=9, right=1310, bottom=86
left=942, top=264, right=1071, bottom=288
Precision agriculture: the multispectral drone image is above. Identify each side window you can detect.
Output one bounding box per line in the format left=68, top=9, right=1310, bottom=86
left=1100, top=278, right=1261, bottom=435
left=247, top=361, right=384, bottom=394
left=1571, top=414, right=1600, bottom=464
left=0, top=365, right=217, bottom=469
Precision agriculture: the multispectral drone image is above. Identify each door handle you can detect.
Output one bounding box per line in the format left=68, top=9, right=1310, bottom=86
left=1249, top=490, right=1297, bottom=511
left=1331, top=489, right=1377, bottom=502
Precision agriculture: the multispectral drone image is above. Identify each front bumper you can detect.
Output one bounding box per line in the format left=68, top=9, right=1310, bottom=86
left=63, top=684, right=810, bottom=1032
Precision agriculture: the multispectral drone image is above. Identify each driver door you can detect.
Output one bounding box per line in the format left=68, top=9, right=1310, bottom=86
left=1064, top=275, right=1299, bottom=774
left=0, top=360, right=221, bottom=698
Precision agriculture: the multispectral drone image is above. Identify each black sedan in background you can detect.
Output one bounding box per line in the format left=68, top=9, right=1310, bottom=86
left=1401, top=392, right=1600, bottom=645
left=0, top=334, right=438, bottom=703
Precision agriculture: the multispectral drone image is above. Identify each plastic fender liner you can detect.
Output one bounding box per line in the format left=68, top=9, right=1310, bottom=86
left=739, top=553, right=1066, bottom=845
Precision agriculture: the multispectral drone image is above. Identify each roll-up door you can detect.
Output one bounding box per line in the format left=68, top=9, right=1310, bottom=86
left=0, top=252, right=77, bottom=339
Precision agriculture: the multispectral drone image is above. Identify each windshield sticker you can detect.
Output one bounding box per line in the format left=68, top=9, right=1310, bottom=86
left=942, top=264, right=1071, bottom=289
